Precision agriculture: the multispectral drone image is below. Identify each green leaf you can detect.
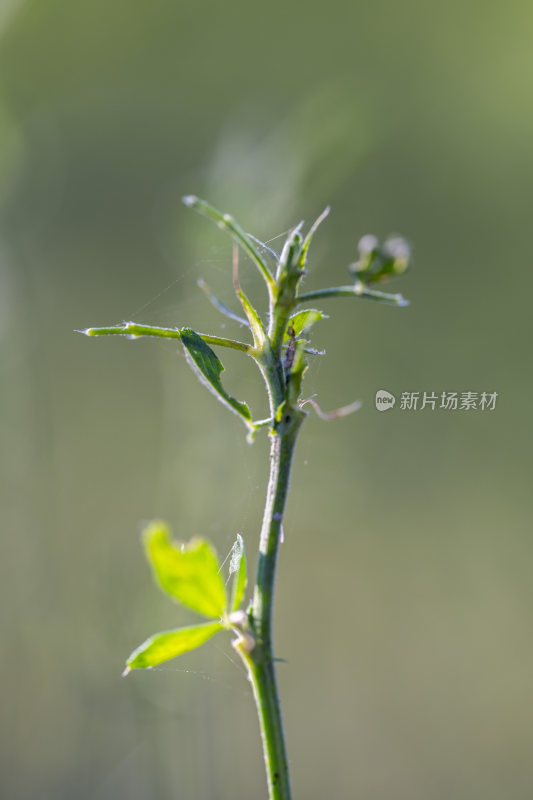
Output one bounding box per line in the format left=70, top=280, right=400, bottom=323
left=125, top=622, right=224, bottom=671
left=284, top=309, right=326, bottom=342
left=299, top=206, right=330, bottom=268
left=229, top=534, right=247, bottom=612
left=144, top=521, right=228, bottom=619
left=180, top=328, right=253, bottom=428
left=286, top=340, right=308, bottom=405
left=234, top=286, right=267, bottom=349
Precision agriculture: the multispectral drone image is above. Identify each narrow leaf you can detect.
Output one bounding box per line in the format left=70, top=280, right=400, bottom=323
left=180, top=328, right=253, bottom=427
left=235, top=286, right=266, bottom=348
left=232, top=243, right=267, bottom=349
left=247, top=233, right=280, bottom=262
left=286, top=340, right=308, bottom=406
left=182, top=195, right=275, bottom=292
left=144, top=522, right=228, bottom=618
left=299, top=206, right=330, bottom=267
left=229, top=534, right=247, bottom=612
left=197, top=279, right=249, bottom=327
left=125, top=622, right=224, bottom=671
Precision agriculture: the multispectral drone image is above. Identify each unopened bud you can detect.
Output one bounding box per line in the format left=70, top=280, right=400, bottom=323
left=229, top=609, right=247, bottom=626
left=348, top=234, right=379, bottom=277
left=358, top=234, right=379, bottom=256
left=382, top=236, right=410, bottom=273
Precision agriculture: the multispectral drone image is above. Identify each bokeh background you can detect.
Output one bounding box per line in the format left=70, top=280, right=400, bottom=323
left=1, top=1, right=532, bottom=798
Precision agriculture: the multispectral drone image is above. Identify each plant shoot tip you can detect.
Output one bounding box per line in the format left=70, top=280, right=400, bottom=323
left=121, top=666, right=131, bottom=677
left=182, top=194, right=197, bottom=207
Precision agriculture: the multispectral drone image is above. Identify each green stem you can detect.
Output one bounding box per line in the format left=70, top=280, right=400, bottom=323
left=240, top=418, right=303, bottom=800
left=297, top=284, right=409, bottom=306
left=82, top=324, right=252, bottom=353
left=244, top=651, right=292, bottom=800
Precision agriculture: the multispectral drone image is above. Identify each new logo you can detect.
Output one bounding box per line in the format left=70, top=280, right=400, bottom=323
left=375, top=389, right=396, bottom=411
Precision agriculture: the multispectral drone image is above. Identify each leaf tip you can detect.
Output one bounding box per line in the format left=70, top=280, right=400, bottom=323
left=142, top=518, right=170, bottom=547
left=317, top=206, right=331, bottom=224
left=396, top=294, right=410, bottom=307
left=122, top=666, right=132, bottom=677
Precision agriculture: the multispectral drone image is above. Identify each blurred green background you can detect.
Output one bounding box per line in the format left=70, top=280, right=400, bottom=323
left=1, top=1, right=532, bottom=798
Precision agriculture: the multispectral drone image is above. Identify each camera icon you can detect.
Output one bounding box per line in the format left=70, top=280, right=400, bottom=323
left=375, top=389, right=396, bottom=411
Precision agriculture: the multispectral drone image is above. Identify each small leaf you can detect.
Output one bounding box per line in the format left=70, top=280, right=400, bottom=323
left=234, top=286, right=267, bottom=348
left=231, top=243, right=268, bottom=349
left=180, top=328, right=253, bottom=428
left=144, top=521, right=228, bottom=618
left=299, top=206, right=330, bottom=268
left=229, top=534, right=247, bottom=612
left=286, top=340, right=308, bottom=405
left=247, top=232, right=280, bottom=262
left=126, top=622, right=224, bottom=670
left=284, top=309, right=326, bottom=342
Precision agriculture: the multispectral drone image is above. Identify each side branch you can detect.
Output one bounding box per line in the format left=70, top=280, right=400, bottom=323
left=297, top=284, right=409, bottom=307
left=79, top=324, right=252, bottom=353
left=183, top=195, right=276, bottom=298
